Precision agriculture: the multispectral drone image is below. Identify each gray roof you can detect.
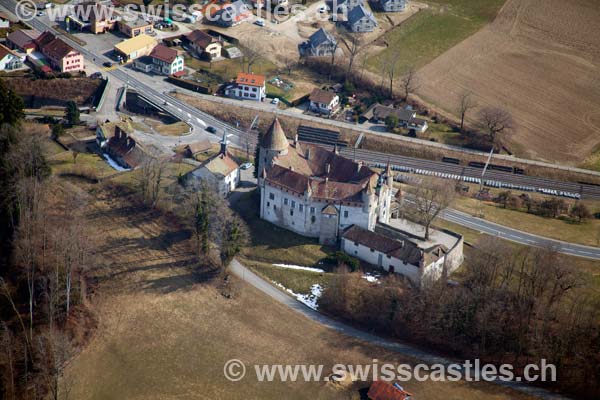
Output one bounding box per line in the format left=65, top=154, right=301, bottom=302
left=347, top=4, right=377, bottom=26
left=380, top=0, right=406, bottom=4
left=309, top=28, right=336, bottom=48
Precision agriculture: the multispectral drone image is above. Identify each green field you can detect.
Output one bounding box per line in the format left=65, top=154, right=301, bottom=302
left=369, top=0, right=506, bottom=74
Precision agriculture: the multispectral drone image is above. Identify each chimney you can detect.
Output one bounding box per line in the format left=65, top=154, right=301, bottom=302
left=325, top=163, right=330, bottom=175
left=220, top=131, right=228, bottom=155
left=357, top=161, right=363, bottom=173
left=305, top=147, right=311, bottom=160
left=288, top=165, right=294, bottom=171
left=333, top=144, right=339, bottom=155
left=294, top=133, right=299, bottom=146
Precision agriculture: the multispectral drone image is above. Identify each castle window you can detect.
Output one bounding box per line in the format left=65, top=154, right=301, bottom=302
left=291, top=200, right=296, bottom=209
left=370, top=248, right=374, bottom=252
left=269, top=193, right=275, bottom=200
left=284, top=198, right=288, bottom=206
left=343, top=210, right=349, bottom=218
left=311, top=215, right=316, bottom=223
left=290, top=210, right=294, bottom=216
left=310, top=207, right=316, bottom=214
left=299, top=204, right=303, bottom=212
left=267, top=201, right=270, bottom=207
left=274, top=205, right=277, bottom=211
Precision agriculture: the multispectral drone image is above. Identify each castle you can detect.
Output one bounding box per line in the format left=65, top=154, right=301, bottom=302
left=258, top=118, right=394, bottom=244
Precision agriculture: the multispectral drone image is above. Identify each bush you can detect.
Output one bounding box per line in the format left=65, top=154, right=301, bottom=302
left=326, top=251, right=360, bottom=272
left=569, top=203, right=591, bottom=222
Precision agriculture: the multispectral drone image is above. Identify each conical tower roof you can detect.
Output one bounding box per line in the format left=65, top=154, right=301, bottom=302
left=261, top=118, right=289, bottom=152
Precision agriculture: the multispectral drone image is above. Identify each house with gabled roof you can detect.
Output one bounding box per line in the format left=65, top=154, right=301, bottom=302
left=35, top=31, right=84, bottom=73
left=301, top=28, right=337, bottom=57
left=0, top=44, right=24, bottom=71
left=187, top=133, right=240, bottom=196
left=309, top=88, right=340, bottom=115
left=149, top=44, right=184, bottom=75
left=378, top=0, right=408, bottom=12
left=6, top=29, right=40, bottom=54
left=347, top=4, right=377, bottom=32
left=258, top=117, right=393, bottom=244
left=186, top=29, right=223, bottom=60
left=208, top=0, right=252, bottom=27
left=225, top=72, right=266, bottom=101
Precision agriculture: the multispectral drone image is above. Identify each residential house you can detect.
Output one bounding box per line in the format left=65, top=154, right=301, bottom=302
left=0, top=12, right=11, bottom=29
left=67, top=2, right=119, bottom=33
left=341, top=223, right=462, bottom=285
left=332, top=0, right=363, bottom=14
left=35, top=31, right=84, bottom=73
left=149, top=44, right=184, bottom=75
left=100, top=122, right=147, bottom=169
left=209, top=0, right=252, bottom=27
left=132, top=56, right=154, bottom=73
left=258, top=118, right=393, bottom=245
left=301, top=28, right=337, bottom=57
left=183, top=139, right=212, bottom=158
left=368, top=381, right=412, bottom=400
left=308, top=88, right=340, bottom=116
left=117, top=17, right=154, bottom=38
left=188, top=134, right=240, bottom=196
left=378, top=0, right=408, bottom=12
left=6, top=30, right=40, bottom=54
left=0, top=44, right=24, bottom=71
left=113, top=34, right=158, bottom=62
left=225, top=72, right=266, bottom=101
left=347, top=5, right=377, bottom=32
left=186, top=29, right=222, bottom=60
left=361, top=103, right=428, bottom=132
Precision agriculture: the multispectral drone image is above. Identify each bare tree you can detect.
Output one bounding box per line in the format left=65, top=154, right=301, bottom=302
left=282, top=55, right=298, bottom=76
left=243, top=41, right=265, bottom=73
left=138, top=155, right=167, bottom=207
left=404, top=178, right=456, bottom=239
left=400, top=66, right=419, bottom=101
left=479, top=107, right=514, bottom=150
left=458, top=91, right=477, bottom=133
left=382, top=47, right=401, bottom=98
left=344, top=34, right=361, bottom=79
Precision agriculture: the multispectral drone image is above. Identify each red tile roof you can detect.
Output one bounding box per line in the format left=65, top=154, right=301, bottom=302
left=186, top=29, right=217, bottom=49
left=35, top=31, right=77, bottom=60
left=368, top=381, right=412, bottom=400
left=236, top=72, right=265, bottom=87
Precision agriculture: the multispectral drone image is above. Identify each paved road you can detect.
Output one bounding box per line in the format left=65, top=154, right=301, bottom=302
left=440, top=208, right=600, bottom=259
left=229, top=259, right=570, bottom=400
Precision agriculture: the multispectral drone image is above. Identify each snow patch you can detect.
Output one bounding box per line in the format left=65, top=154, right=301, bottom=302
left=362, top=272, right=381, bottom=283
left=272, top=263, right=325, bottom=273
left=273, top=282, right=323, bottom=310
left=102, top=153, right=131, bottom=172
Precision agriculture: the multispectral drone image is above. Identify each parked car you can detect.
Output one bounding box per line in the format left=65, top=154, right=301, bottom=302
left=102, top=61, right=113, bottom=68
left=37, top=11, right=45, bottom=16
left=240, top=162, right=253, bottom=170
left=90, top=72, right=103, bottom=79
left=205, top=126, right=217, bottom=134
left=254, top=19, right=265, bottom=27
left=271, top=98, right=280, bottom=105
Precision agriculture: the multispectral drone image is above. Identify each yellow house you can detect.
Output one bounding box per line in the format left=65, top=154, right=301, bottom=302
left=114, top=34, right=157, bottom=63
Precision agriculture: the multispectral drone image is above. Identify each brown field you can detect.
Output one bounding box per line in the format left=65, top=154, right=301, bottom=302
left=4, top=76, right=102, bottom=106
left=416, top=0, right=600, bottom=165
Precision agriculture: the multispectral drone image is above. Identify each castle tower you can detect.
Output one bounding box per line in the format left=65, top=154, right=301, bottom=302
left=258, top=118, right=289, bottom=181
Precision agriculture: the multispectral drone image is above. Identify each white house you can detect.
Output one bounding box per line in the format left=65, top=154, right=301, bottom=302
left=225, top=72, right=266, bottom=102
left=258, top=118, right=393, bottom=244
left=188, top=134, right=240, bottom=197
left=341, top=224, right=463, bottom=285
left=308, top=88, right=340, bottom=116
left=0, top=44, right=25, bottom=71
left=149, top=44, right=184, bottom=76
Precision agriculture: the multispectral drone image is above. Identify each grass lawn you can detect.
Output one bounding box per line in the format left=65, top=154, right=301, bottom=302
left=185, top=55, right=278, bottom=83
left=233, top=189, right=335, bottom=267
left=368, top=0, right=505, bottom=75
left=451, top=195, right=600, bottom=246
left=143, top=119, right=190, bottom=136
left=49, top=151, right=116, bottom=179
left=243, top=259, right=333, bottom=296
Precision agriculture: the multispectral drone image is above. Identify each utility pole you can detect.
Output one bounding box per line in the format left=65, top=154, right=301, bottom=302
left=477, top=147, right=495, bottom=218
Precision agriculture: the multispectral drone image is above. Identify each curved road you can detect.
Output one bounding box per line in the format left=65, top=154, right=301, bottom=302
left=230, top=259, right=570, bottom=400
